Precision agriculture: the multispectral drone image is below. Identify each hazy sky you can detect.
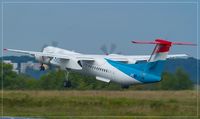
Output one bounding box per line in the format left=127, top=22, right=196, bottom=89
left=0, top=0, right=199, bottom=58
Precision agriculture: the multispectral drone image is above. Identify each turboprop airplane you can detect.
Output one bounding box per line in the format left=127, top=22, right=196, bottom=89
left=4, top=39, right=195, bottom=88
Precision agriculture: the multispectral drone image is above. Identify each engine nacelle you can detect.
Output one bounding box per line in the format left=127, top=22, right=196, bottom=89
left=35, top=54, right=51, bottom=64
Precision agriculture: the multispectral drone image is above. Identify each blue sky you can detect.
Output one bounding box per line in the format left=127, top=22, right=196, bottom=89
left=0, top=0, right=199, bottom=58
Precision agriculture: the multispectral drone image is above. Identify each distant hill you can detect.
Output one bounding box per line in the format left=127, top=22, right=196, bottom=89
left=1, top=56, right=199, bottom=83
left=165, top=57, right=199, bottom=84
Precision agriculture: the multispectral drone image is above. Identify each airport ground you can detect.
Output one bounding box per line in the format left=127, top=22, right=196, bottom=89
left=0, top=90, right=199, bottom=119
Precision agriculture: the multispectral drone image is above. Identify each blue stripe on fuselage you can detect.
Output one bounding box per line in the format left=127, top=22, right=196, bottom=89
left=106, top=59, right=164, bottom=83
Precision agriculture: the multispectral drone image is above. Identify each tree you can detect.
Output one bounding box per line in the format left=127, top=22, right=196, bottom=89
left=39, top=70, right=65, bottom=90
left=159, top=68, right=193, bottom=90
left=0, top=62, right=39, bottom=90
left=175, top=68, right=193, bottom=90
left=0, top=61, right=193, bottom=90
left=0, top=62, right=17, bottom=89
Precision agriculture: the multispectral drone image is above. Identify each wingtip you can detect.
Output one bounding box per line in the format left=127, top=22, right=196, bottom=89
left=172, top=42, right=197, bottom=46
left=3, top=48, right=8, bottom=51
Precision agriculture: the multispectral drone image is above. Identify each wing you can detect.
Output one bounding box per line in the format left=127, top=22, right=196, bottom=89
left=4, top=48, right=94, bottom=70
left=106, top=54, right=188, bottom=63
left=131, top=54, right=188, bottom=61
left=167, top=54, right=188, bottom=59
left=4, top=48, right=188, bottom=69
left=4, top=48, right=70, bottom=59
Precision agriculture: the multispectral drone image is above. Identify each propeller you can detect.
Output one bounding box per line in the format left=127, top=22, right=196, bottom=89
left=39, top=41, right=59, bottom=71
left=100, top=44, right=109, bottom=55
left=41, top=41, right=59, bottom=51
left=51, top=41, right=58, bottom=47
left=110, top=43, right=116, bottom=54
left=100, top=43, right=119, bottom=55
left=41, top=44, right=48, bottom=52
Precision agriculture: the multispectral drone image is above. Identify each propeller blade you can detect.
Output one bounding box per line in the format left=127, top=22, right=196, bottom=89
left=51, top=41, right=58, bottom=47
left=41, top=44, right=48, bottom=52
left=109, top=43, right=116, bottom=54
left=100, top=44, right=108, bottom=55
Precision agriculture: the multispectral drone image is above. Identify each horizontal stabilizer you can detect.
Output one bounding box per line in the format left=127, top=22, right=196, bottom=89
left=132, top=39, right=196, bottom=46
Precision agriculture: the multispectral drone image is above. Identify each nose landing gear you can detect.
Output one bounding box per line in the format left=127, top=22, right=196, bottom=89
left=64, top=70, right=72, bottom=88
left=121, top=85, right=129, bottom=89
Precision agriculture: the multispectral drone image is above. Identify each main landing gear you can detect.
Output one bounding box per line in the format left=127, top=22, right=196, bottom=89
left=40, top=63, right=45, bottom=71
left=64, top=70, right=72, bottom=88
left=121, top=85, right=129, bottom=89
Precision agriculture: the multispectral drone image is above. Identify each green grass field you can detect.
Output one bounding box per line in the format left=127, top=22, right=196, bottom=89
left=0, top=90, right=198, bottom=119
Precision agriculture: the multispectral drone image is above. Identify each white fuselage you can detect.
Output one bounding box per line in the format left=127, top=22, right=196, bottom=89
left=78, top=58, right=141, bottom=85
left=42, top=46, right=141, bottom=85
left=4, top=39, right=190, bottom=87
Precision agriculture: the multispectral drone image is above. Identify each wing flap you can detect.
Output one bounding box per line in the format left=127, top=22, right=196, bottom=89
left=96, top=76, right=110, bottom=83
left=108, top=58, right=129, bottom=63
left=76, top=57, right=95, bottom=62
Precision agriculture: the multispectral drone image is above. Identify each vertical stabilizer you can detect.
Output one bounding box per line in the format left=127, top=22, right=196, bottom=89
left=132, top=39, right=195, bottom=76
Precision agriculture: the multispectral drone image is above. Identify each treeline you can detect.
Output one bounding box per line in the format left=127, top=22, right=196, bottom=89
left=0, top=62, right=194, bottom=90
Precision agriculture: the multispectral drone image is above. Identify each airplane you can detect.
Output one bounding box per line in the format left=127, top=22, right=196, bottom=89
left=4, top=39, right=195, bottom=88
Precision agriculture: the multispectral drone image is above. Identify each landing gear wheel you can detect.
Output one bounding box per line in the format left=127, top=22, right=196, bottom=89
left=40, top=64, right=45, bottom=71
left=64, top=70, right=72, bottom=88
left=64, top=80, right=72, bottom=88
left=121, top=85, right=129, bottom=89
